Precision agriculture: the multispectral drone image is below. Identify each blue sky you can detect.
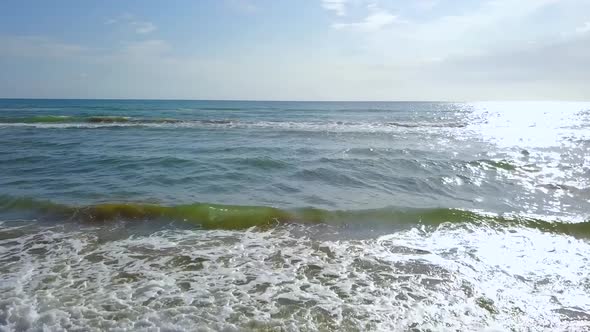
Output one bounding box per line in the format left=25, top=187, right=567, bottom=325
left=0, top=0, right=589, bottom=100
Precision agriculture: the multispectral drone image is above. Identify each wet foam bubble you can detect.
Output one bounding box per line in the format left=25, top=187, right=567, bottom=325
left=1, top=222, right=588, bottom=331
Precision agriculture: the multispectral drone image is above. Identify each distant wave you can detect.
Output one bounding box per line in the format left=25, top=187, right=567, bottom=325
left=0, top=115, right=182, bottom=124
left=0, top=196, right=587, bottom=236
left=387, top=122, right=467, bottom=128
left=0, top=115, right=468, bottom=132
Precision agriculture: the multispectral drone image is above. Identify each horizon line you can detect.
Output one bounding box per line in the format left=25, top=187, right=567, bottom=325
left=1, top=97, right=589, bottom=103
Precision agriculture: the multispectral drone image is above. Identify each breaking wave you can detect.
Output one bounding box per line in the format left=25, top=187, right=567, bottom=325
left=0, top=116, right=469, bottom=132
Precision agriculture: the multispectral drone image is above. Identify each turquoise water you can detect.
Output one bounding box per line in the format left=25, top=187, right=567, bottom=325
left=1, top=99, right=589, bottom=331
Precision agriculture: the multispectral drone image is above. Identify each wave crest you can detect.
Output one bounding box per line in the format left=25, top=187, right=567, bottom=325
left=1, top=196, right=588, bottom=235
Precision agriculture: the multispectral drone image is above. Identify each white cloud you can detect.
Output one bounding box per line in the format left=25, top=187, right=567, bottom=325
left=576, top=21, right=590, bottom=34
left=133, top=21, right=157, bottom=34
left=105, top=14, right=157, bottom=34
left=332, top=9, right=399, bottom=31
left=329, top=0, right=581, bottom=63
left=321, top=0, right=348, bottom=16
left=120, top=39, right=170, bottom=57
left=104, top=13, right=134, bottom=25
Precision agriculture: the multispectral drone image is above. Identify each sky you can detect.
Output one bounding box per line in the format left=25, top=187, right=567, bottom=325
left=0, top=0, right=589, bottom=101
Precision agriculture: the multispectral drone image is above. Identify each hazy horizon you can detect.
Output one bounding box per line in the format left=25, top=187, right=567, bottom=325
left=1, top=0, right=589, bottom=101
left=3, top=98, right=590, bottom=103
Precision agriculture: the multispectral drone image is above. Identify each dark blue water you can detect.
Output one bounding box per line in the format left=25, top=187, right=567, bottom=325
left=1, top=99, right=589, bottom=331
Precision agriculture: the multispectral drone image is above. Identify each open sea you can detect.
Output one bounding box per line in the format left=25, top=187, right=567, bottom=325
left=1, top=99, right=589, bottom=331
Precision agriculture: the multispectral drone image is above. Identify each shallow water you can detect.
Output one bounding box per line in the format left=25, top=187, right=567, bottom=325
left=1, top=99, right=589, bottom=331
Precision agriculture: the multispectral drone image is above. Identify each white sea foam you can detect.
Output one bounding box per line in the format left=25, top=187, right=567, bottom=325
left=0, top=120, right=468, bottom=133
left=1, top=223, right=588, bottom=331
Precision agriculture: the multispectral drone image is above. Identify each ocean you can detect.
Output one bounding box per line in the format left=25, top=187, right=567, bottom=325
left=0, top=99, right=589, bottom=331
